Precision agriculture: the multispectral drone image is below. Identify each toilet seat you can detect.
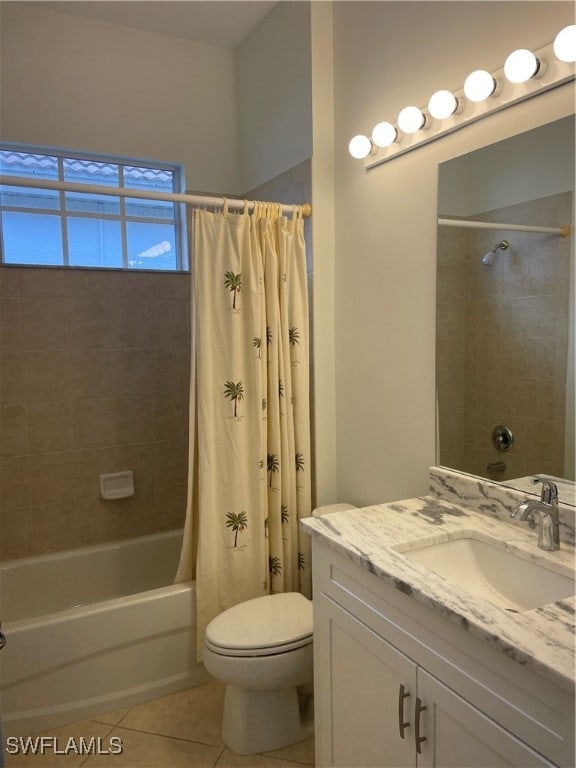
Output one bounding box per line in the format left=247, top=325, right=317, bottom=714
left=205, top=592, right=313, bottom=658
left=205, top=634, right=312, bottom=657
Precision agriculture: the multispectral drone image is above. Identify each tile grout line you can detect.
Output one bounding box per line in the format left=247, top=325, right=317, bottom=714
left=210, top=746, right=227, bottom=768
left=77, top=722, right=116, bottom=768
left=102, top=722, right=226, bottom=751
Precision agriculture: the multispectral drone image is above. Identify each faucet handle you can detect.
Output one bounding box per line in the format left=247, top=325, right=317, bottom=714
left=531, top=477, right=558, bottom=504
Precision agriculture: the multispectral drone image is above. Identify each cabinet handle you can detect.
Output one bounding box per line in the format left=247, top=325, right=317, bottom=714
left=398, top=684, right=410, bottom=738
left=414, top=697, right=427, bottom=754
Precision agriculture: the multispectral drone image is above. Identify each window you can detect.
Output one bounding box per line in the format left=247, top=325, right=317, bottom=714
left=0, top=146, right=187, bottom=271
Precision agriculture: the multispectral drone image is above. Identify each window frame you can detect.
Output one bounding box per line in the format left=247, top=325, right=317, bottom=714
left=0, top=143, right=188, bottom=272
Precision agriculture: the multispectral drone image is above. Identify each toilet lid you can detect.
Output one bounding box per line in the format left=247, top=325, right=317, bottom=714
left=205, top=593, right=313, bottom=654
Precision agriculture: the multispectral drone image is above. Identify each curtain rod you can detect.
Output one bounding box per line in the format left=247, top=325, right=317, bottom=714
left=0, top=175, right=312, bottom=219
left=438, top=217, right=569, bottom=237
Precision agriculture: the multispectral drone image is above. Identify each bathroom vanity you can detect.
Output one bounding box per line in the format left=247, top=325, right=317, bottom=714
left=302, top=468, right=575, bottom=768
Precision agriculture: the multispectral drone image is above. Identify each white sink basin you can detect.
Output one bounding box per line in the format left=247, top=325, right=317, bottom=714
left=396, top=532, right=575, bottom=612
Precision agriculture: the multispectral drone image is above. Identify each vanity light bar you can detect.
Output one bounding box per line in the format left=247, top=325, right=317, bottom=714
left=360, top=38, right=575, bottom=169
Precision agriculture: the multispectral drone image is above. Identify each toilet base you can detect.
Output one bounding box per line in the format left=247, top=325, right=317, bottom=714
left=222, top=684, right=313, bottom=755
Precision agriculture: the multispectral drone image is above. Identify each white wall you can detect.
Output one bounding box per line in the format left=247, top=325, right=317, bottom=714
left=325, top=1, right=574, bottom=506
left=236, top=1, right=312, bottom=192
left=0, top=2, right=241, bottom=193
left=310, top=1, right=338, bottom=506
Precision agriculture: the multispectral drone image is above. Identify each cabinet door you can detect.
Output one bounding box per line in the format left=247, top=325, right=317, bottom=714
left=417, top=669, right=556, bottom=768
left=315, top=596, right=417, bottom=768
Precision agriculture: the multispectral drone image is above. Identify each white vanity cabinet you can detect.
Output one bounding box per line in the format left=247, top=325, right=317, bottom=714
left=312, top=540, right=574, bottom=768
left=323, top=595, right=416, bottom=767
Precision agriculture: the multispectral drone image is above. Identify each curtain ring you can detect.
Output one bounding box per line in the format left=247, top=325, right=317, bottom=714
left=222, top=198, right=229, bottom=218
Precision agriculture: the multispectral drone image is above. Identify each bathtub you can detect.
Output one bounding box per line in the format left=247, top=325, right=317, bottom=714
left=0, top=530, right=209, bottom=736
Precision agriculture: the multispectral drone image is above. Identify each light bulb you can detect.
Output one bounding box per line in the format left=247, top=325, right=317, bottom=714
left=372, top=122, right=398, bottom=147
left=504, top=49, right=540, bottom=83
left=463, top=70, right=497, bottom=102
left=428, top=90, right=458, bottom=120
left=348, top=135, right=372, bottom=159
left=554, top=24, right=576, bottom=62
left=397, top=106, right=426, bottom=134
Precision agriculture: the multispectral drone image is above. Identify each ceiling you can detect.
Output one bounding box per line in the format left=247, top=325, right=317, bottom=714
left=22, top=1, right=278, bottom=48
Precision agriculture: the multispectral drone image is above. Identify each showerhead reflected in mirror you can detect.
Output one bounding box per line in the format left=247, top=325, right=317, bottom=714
left=481, top=240, right=509, bottom=265
left=436, top=115, right=575, bottom=500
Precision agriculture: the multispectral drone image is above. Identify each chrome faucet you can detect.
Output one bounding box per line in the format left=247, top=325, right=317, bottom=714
left=510, top=478, right=560, bottom=551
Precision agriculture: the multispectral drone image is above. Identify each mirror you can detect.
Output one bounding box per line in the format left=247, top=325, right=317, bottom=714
left=436, top=115, right=575, bottom=503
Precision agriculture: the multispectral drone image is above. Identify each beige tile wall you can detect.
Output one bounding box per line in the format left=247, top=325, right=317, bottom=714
left=0, top=266, right=191, bottom=560
left=0, top=160, right=312, bottom=561
left=437, top=191, right=572, bottom=482
left=436, top=226, right=469, bottom=471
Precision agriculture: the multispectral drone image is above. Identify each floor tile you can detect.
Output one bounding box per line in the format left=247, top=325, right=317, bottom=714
left=3, top=683, right=315, bottom=767
left=264, top=736, right=315, bottom=766
left=4, top=720, right=114, bottom=767
left=82, top=727, right=223, bottom=768
left=214, top=749, right=312, bottom=768
left=118, top=680, right=225, bottom=747
left=91, top=707, right=131, bottom=727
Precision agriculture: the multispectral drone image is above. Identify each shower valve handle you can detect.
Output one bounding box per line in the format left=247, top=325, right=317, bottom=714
left=491, top=424, right=514, bottom=453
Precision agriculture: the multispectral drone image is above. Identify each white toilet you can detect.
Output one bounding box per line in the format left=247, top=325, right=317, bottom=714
left=204, top=503, right=356, bottom=755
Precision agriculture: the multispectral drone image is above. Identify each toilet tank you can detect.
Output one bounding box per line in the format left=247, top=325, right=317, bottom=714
left=312, top=504, right=357, bottom=517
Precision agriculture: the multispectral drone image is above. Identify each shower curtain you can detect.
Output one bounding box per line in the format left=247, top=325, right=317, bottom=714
left=175, top=201, right=312, bottom=657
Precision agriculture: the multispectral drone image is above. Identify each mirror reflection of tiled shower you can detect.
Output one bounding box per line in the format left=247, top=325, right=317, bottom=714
left=436, top=191, right=573, bottom=482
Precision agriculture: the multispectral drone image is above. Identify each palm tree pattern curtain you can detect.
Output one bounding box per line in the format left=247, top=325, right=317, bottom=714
left=176, top=201, right=312, bottom=657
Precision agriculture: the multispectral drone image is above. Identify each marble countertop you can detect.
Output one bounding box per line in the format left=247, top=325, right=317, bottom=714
left=301, top=494, right=575, bottom=691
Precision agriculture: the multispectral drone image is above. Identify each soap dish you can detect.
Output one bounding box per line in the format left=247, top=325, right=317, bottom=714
left=100, top=471, right=134, bottom=500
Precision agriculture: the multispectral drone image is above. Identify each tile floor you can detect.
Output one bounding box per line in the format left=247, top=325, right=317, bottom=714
left=4, top=680, right=315, bottom=768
